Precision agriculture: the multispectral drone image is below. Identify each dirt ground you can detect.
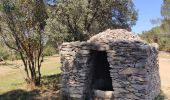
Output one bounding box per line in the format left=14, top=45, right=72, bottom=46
left=159, top=52, right=170, bottom=99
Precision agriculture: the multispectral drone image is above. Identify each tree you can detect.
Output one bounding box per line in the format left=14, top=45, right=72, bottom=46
left=140, top=0, right=170, bottom=52
left=161, top=0, right=170, bottom=19
left=0, top=42, right=11, bottom=60
left=161, top=0, right=170, bottom=33
left=45, top=0, right=138, bottom=47
left=140, top=27, right=170, bottom=51
left=0, top=0, right=48, bottom=86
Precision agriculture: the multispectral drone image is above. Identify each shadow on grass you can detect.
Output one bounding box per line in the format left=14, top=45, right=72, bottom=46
left=155, top=90, right=167, bottom=100
left=0, top=89, right=40, bottom=100
left=0, top=74, right=61, bottom=100
left=41, top=74, right=61, bottom=91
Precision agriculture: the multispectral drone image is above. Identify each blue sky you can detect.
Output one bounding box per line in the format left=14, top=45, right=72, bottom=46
left=132, top=0, right=163, bottom=33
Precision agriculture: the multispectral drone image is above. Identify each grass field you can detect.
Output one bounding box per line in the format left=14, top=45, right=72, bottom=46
left=0, top=52, right=170, bottom=99
left=0, top=55, right=61, bottom=94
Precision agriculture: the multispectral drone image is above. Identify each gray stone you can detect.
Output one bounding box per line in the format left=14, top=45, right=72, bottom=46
left=126, top=94, right=140, bottom=99
left=60, top=29, right=160, bottom=100
left=70, top=94, right=82, bottom=98
left=78, top=50, right=89, bottom=54
left=119, top=67, right=139, bottom=75
left=132, top=84, right=148, bottom=90
left=135, top=62, right=146, bottom=68
left=94, top=90, right=113, bottom=99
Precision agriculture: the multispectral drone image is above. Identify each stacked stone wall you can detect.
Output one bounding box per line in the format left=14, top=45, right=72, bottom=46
left=60, top=29, right=161, bottom=100
left=60, top=42, right=90, bottom=100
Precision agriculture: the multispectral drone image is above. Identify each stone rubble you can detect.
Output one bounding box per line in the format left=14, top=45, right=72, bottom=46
left=60, top=29, right=161, bottom=100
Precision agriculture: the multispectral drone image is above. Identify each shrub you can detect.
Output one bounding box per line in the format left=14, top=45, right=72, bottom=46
left=43, top=45, right=57, bottom=56
left=0, top=45, right=11, bottom=60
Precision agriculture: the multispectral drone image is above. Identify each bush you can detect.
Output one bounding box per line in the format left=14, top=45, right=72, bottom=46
left=140, top=32, right=170, bottom=52
left=0, top=45, right=11, bottom=60
left=43, top=45, right=57, bottom=56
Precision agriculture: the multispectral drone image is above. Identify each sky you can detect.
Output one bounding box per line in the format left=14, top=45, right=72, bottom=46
left=46, top=0, right=56, bottom=5
left=132, top=0, right=163, bottom=33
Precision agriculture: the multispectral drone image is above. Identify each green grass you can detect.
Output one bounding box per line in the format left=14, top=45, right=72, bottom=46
left=155, top=90, right=166, bottom=100
left=0, top=55, right=61, bottom=94
left=0, top=73, right=25, bottom=94
left=41, top=56, right=61, bottom=75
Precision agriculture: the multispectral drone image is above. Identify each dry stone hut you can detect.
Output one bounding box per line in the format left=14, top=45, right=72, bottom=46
left=60, top=29, right=160, bottom=100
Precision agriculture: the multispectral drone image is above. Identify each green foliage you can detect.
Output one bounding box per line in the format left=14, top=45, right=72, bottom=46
left=159, top=35, right=170, bottom=51
left=43, top=45, right=57, bottom=56
left=41, top=74, right=60, bottom=91
left=140, top=26, right=170, bottom=51
left=0, top=0, right=48, bottom=86
left=154, top=90, right=166, bottom=100
left=45, top=0, right=138, bottom=45
left=161, top=0, right=170, bottom=19
left=0, top=44, right=10, bottom=60
left=160, top=0, right=170, bottom=34
left=140, top=26, right=162, bottom=43
left=141, top=0, right=170, bottom=52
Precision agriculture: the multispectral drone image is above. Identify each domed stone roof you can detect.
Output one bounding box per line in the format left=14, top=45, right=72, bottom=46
left=88, top=29, right=142, bottom=43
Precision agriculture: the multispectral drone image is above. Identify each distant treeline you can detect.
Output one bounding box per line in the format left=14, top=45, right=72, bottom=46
left=140, top=25, right=170, bottom=52
left=140, top=0, right=170, bottom=52
left=0, top=43, right=57, bottom=60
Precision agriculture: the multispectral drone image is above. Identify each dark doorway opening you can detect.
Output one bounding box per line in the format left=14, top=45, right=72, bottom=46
left=90, top=50, right=113, bottom=91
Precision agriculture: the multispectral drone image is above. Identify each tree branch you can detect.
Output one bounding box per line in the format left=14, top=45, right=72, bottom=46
left=1, top=35, right=19, bottom=51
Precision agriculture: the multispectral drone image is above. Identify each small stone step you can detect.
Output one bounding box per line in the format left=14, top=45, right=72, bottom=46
left=93, top=90, right=114, bottom=100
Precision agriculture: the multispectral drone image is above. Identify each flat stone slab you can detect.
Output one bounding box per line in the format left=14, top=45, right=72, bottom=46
left=93, top=90, right=114, bottom=99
